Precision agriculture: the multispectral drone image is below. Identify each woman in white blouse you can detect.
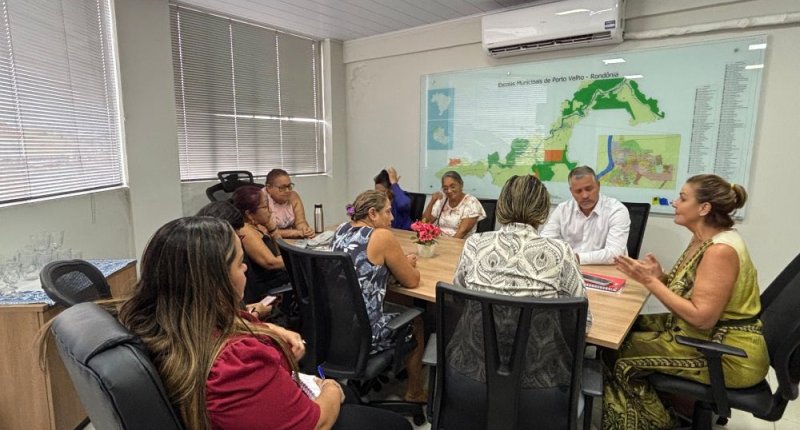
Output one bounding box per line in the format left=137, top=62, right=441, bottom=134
left=422, top=171, right=486, bottom=239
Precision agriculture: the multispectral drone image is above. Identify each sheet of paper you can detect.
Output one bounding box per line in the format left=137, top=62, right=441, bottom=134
left=295, top=372, right=321, bottom=399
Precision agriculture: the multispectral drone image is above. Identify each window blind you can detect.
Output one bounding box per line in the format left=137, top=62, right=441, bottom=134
left=170, top=5, right=325, bottom=181
left=0, top=0, right=122, bottom=205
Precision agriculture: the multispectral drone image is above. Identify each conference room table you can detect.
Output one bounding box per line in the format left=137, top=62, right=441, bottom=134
left=386, top=228, right=650, bottom=350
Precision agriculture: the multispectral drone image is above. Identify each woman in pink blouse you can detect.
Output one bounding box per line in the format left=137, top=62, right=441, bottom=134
left=265, top=169, right=315, bottom=238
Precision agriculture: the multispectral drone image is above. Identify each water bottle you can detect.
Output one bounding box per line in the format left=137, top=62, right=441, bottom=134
left=314, top=204, right=324, bottom=234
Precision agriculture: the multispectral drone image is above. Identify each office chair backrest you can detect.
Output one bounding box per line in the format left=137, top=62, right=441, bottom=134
left=476, top=198, right=497, bottom=233
left=205, top=183, right=231, bottom=202
left=276, top=238, right=320, bottom=372
left=309, top=249, right=375, bottom=379
left=758, top=252, right=800, bottom=402
left=217, top=170, right=255, bottom=192
left=40, top=259, right=112, bottom=307
left=433, top=282, right=587, bottom=430
left=276, top=239, right=373, bottom=376
left=621, top=202, right=651, bottom=259
left=50, top=302, right=185, bottom=429
left=206, top=170, right=260, bottom=202
left=407, top=192, right=427, bottom=223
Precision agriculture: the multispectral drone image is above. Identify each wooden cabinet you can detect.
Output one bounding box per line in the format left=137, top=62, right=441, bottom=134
left=0, top=261, right=136, bottom=430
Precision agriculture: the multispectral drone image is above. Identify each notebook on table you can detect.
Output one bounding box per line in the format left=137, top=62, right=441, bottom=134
left=581, top=271, right=626, bottom=293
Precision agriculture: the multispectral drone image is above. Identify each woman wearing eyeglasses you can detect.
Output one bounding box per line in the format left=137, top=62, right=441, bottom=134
left=232, top=186, right=291, bottom=305
left=265, top=169, right=315, bottom=239
left=422, top=171, right=485, bottom=239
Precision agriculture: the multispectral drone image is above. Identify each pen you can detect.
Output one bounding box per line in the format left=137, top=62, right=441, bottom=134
left=317, top=365, right=325, bottom=379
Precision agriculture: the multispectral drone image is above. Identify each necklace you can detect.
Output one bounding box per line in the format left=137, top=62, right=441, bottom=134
left=667, top=238, right=712, bottom=284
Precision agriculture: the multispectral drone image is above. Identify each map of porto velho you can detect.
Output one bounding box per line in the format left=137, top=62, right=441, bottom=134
left=435, top=78, right=676, bottom=189
left=420, top=37, right=765, bottom=215
left=597, top=134, right=680, bottom=189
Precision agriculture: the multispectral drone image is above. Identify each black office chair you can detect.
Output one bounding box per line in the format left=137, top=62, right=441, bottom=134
left=431, top=282, right=598, bottom=430
left=476, top=198, right=497, bottom=233
left=218, top=170, right=255, bottom=191
left=205, top=170, right=260, bottom=202
left=50, top=302, right=185, bottom=429
left=40, top=259, right=112, bottom=307
left=275, top=238, right=321, bottom=371
left=648, top=252, right=800, bottom=429
left=275, top=238, right=427, bottom=424
left=621, top=202, right=651, bottom=259
left=407, top=192, right=427, bottom=223
left=205, top=183, right=231, bottom=202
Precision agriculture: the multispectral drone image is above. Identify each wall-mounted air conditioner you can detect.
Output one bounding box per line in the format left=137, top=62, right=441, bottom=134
left=482, top=0, right=624, bottom=58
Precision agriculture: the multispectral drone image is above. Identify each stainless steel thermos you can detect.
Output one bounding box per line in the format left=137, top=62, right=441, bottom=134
left=314, top=204, right=324, bottom=234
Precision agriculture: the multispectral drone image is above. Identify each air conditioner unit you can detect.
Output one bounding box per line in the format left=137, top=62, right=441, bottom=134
left=482, top=0, right=624, bottom=58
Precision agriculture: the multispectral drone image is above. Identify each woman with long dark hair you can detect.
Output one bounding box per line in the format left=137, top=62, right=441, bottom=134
left=232, top=185, right=291, bottom=304
left=119, top=217, right=411, bottom=430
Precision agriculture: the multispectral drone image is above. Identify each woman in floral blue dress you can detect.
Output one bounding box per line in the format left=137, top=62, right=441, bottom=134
left=332, top=189, right=425, bottom=401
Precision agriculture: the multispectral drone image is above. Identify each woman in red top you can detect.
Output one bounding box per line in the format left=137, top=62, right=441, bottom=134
left=118, top=217, right=410, bottom=430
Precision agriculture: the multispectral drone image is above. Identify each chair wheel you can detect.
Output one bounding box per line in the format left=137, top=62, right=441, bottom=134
left=716, top=416, right=728, bottom=426
left=413, top=414, right=427, bottom=426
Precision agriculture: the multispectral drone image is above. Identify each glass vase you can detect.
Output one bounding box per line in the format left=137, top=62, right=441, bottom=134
left=416, top=243, right=436, bottom=258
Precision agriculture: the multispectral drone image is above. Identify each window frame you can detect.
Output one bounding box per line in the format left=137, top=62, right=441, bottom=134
left=169, top=4, right=327, bottom=183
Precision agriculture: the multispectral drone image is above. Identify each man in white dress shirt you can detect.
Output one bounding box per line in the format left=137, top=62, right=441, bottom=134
left=540, top=166, right=630, bottom=264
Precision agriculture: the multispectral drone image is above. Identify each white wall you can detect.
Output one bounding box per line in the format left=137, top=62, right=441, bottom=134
left=0, top=189, right=133, bottom=260
left=342, top=0, right=800, bottom=286
left=115, top=0, right=184, bottom=258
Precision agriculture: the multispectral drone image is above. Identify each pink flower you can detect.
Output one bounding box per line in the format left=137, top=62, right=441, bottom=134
left=410, top=221, right=441, bottom=245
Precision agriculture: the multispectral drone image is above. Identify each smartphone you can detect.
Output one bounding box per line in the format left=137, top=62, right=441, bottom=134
left=582, top=273, right=613, bottom=287
left=259, top=295, right=278, bottom=306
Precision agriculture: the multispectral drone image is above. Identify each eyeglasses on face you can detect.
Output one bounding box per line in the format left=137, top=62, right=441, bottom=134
left=272, top=183, right=294, bottom=192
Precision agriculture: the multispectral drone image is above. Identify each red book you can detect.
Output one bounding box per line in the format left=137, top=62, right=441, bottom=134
left=581, top=271, right=626, bottom=293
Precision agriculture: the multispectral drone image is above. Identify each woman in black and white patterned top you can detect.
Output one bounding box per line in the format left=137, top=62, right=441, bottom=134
left=448, top=175, right=591, bottom=390
left=453, top=175, right=588, bottom=307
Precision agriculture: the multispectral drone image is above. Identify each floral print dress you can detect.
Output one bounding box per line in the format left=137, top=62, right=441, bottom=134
left=332, top=222, right=398, bottom=352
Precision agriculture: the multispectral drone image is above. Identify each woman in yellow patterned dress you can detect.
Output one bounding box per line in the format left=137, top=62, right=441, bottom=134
left=602, top=174, right=768, bottom=429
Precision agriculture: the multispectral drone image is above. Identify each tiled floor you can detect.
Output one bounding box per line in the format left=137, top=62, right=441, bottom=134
left=82, top=367, right=800, bottom=429
left=406, top=365, right=800, bottom=430
left=82, top=402, right=800, bottom=430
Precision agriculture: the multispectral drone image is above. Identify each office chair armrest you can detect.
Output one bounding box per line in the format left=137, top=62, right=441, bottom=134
left=422, top=334, right=437, bottom=366
left=267, top=283, right=293, bottom=296
left=385, top=306, right=424, bottom=333
left=675, top=335, right=747, bottom=419
left=675, top=335, right=747, bottom=358
left=581, top=358, right=603, bottom=397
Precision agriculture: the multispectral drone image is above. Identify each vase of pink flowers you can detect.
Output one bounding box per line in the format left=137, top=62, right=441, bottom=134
left=410, top=221, right=441, bottom=258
